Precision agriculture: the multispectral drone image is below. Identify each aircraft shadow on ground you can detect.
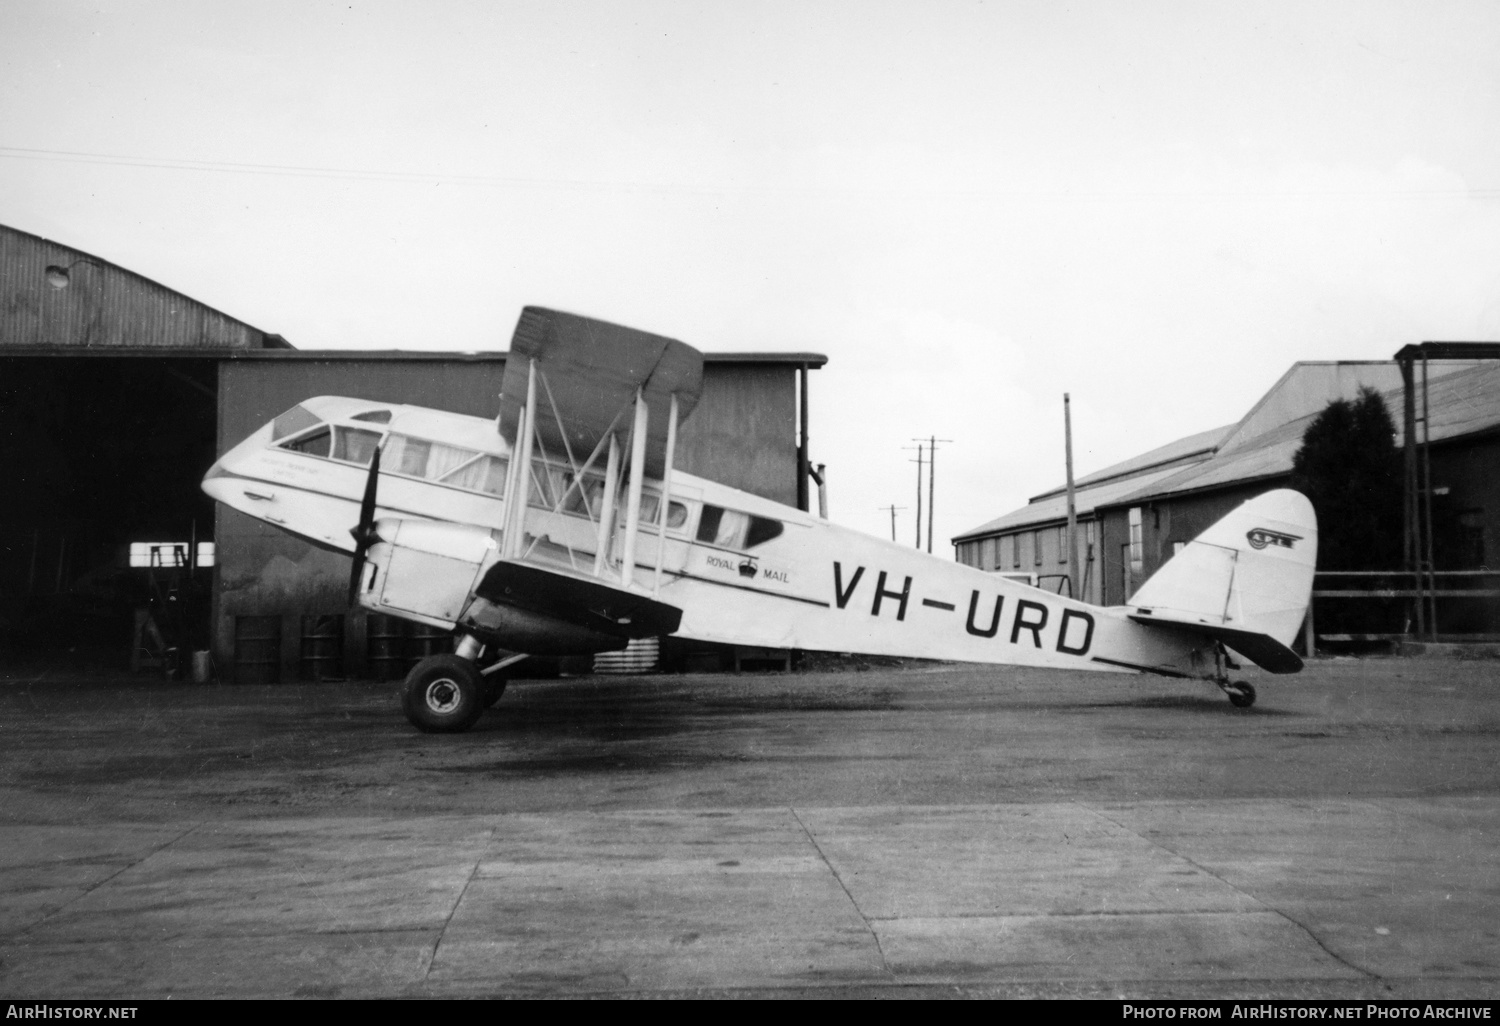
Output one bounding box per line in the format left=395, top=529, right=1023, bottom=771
left=1066, top=693, right=1301, bottom=716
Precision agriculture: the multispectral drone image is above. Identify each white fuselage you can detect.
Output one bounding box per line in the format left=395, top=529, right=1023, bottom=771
left=206, top=396, right=1215, bottom=677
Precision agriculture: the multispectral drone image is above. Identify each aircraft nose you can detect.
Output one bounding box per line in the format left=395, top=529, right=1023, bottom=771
left=201, top=420, right=271, bottom=498
left=201, top=459, right=234, bottom=503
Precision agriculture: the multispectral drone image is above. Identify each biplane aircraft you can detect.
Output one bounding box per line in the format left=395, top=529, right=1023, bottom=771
left=203, top=307, right=1318, bottom=733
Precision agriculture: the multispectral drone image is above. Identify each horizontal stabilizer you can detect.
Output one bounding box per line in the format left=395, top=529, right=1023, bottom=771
left=498, top=307, right=703, bottom=477
left=1127, top=614, right=1304, bottom=674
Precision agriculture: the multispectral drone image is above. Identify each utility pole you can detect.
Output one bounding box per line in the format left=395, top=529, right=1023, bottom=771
left=1064, top=394, right=1080, bottom=600
left=904, top=443, right=925, bottom=548
left=916, top=436, right=953, bottom=555
left=878, top=505, right=906, bottom=542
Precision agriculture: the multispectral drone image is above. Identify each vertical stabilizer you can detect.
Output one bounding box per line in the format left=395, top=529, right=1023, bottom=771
left=1127, top=489, right=1318, bottom=647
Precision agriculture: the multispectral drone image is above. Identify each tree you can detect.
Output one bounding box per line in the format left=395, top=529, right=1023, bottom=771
left=1289, top=387, right=1403, bottom=572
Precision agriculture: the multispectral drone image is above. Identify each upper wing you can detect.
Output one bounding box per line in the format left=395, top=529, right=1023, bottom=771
left=497, top=307, right=704, bottom=478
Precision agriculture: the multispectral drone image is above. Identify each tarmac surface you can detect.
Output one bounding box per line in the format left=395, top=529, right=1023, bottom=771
left=0, top=654, right=1497, bottom=999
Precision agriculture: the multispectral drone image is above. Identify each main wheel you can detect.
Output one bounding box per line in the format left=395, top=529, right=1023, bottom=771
left=1227, top=681, right=1257, bottom=708
left=402, top=654, right=484, bottom=733
left=482, top=673, right=507, bottom=709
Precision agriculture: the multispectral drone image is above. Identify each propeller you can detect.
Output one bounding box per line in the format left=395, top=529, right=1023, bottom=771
left=348, top=445, right=382, bottom=607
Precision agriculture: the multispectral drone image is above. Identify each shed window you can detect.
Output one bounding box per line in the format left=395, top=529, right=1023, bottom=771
left=1129, top=507, right=1144, bottom=570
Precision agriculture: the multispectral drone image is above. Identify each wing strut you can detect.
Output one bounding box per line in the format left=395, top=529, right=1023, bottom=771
left=653, top=393, right=680, bottom=597
left=502, top=360, right=539, bottom=559
left=593, top=432, right=620, bottom=577
left=619, top=387, right=649, bottom=588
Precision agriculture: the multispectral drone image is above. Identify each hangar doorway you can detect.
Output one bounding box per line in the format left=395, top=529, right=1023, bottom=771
left=0, top=356, right=218, bottom=669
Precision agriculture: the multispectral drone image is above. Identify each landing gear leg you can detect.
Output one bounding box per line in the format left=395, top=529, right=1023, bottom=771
left=1209, top=643, right=1256, bottom=708
left=480, top=653, right=529, bottom=708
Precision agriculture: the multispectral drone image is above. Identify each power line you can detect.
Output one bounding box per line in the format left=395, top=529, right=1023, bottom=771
left=0, top=144, right=705, bottom=193
left=5, top=145, right=1497, bottom=200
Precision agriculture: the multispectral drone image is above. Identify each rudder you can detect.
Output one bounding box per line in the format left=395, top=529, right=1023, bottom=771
left=1127, top=489, right=1318, bottom=648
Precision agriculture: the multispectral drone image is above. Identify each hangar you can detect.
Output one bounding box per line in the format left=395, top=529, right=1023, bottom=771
left=954, top=357, right=1500, bottom=641
left=0, top=224, right=825, bottom=678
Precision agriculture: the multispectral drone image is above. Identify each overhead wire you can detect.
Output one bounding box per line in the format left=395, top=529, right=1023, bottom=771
left=2, top=144, right=1497, bottom=200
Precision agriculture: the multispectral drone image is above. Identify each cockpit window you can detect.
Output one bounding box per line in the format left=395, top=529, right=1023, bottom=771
left=351, top=410, right=392, bottom=424
left=333, top=427, right=381, bottom=466
left=272, top=405, right=321, bottom=441
left=281, top=426, right=331, bottom=457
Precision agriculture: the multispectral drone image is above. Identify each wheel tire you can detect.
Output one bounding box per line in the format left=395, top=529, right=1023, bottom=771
left=482, top=673, right=507, bottom=709
left=1227, top=681, right=1257, bottom=708
left=402, top=654, right=484, bottom=733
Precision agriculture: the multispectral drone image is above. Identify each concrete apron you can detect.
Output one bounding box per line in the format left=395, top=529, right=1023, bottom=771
left=1, top=799, right=1495, bottom=998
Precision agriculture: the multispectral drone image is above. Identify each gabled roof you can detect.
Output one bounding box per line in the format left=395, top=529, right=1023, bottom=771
left=1110, top=360, right=1500, bottom=508
left=952, top=463, right=1198, bottom=540
left=955, top=358, right=1500, bottom=542
left=952, top=424, right=1232, bottom=542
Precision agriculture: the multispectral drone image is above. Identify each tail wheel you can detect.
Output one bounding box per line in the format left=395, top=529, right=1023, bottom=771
left=1227, top=681, right=1257, bottom=708
left=402, top=654, right=484, bottom=733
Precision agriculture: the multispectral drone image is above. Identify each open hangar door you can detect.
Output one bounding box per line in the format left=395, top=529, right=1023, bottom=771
left=0, top=355, right=218, bottom=669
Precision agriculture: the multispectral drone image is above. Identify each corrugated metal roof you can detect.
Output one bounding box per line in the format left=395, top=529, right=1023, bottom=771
left=953, top=463, right=1192, bottom=540
left=1, top=223, right=283, bottom=350
left=957, top=358, right=1500, bottom=541
left=1035, top=423, right=1233, bottom=497
left=1107, top=360, right=1500, bottom=507
left=1215, top=361, right=1403, bottom=455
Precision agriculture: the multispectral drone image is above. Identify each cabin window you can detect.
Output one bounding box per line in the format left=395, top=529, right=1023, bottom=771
left=441, top=453, right=503, bottom=493
left=386, top=435, right=431, bottom=477
left=527, top=462, right=570, bottom=508
left=333, top=427, right=382, bottom=466
left=280, top=426, right=331, bottom=457
left=640, top=493, right=690, bottom=530
left=272, top=405, right=321, bottom=442
left=384, top=434, right=506, bottom=496
left=351, top=409, right=392, bottom=424
left=468, top=456, right=509, bottom=496
left=427, top=442, right=482, bottom=483
left=561, top=473, right=605, bottom=517
left=696, top=504, right=782, bottom=550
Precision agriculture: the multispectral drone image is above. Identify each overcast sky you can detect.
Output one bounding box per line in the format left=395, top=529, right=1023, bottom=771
left=5, top=0, right=1498, bottom=544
